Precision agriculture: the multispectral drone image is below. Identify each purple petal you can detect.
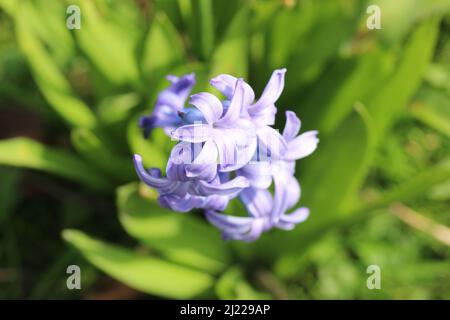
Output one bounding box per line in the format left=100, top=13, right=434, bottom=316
left=172, top=124, right=215, bottom=143
left=274, top=221, right=296, bottom=230
left=189, top=92, right=223, bottom=124
left=195, top=176, right=249, bottom=197
left=250, top=104, right=277, bottom=126
left=205, top=211, right=265, bottom=242
left=202, top=195, right=230, bottom=211
left=158, top=194, right=203, bottom=212
left=223, top=219, right=265, bottom=242
left=249, top=68, right=286, bottom=114
left=210, top=74, right=255, bottom=105
left=284, top=130, right=319, bottom=160
left=214, top=134, right=238, bottom=171
left=270, top=172, right=290, bottom=223
left=239, top=187, right=272, bottom=218
left=256, top=125, right=287, bottom=160
left=215, top=124, right=257, bottom=172
left=156, top=74, right=196, bottom=112
left=280, top=207, right=309, bottom=224
left=282, top=111, right=301, bottom=142
left=285, top=174, right=301, bottom=209
left=185, top=140, right=218, bottom=181
left=216, top=79, right=246, bottom=127
left=206, top=210, right=254, bottom=234
left=133, top=154, right=173, bottom=189
left=238, top=162, right=272, bottom=189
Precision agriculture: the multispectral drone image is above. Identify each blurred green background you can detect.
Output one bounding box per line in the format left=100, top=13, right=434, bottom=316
left=0, top=0, right=449, bottom=299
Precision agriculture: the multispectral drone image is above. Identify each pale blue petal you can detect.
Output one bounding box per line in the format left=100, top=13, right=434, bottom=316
left=189, top=92, right=223, bottom=124
left=172, top=124, right=214, bottom=143
left=283, top=111, right=301, bottom=141
left=285, top=130, right=319, bottom=160
left=249, top=68, right=286, bottom=114
left=195, top=176, right=249, bottom=197
left=210, top=74, right=255, bottom=105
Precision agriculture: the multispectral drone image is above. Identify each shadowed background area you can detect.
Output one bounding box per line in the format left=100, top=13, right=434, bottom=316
left=0, top=0, right=449, bottom=299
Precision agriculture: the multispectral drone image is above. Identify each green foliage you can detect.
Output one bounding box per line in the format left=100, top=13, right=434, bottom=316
left=141, top=12, right=185, bottom=82
left=117, top=183, right=231, bottom=274
left=13, top=1, right=96, bottom=128
left=71, top=128, right=135, bottom=183
left=189, top=0, right=215, bottom=60
left=209, top=4, right=249, bottom=79
left=63, top=229, right=214, bottom=298
left=0, top=138, right=111, bottom=190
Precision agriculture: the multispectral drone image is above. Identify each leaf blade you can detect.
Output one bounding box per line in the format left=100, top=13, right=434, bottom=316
left=63, top=229, right=214, bottom=299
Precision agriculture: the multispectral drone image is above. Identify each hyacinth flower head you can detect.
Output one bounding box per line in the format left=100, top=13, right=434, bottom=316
left=134, top=69, right=319, bottom=241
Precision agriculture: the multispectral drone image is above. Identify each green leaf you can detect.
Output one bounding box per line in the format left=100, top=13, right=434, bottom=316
left=367, top=16, right=441, bottom=139
left=153, top=0, right=184, bottom=29
left=127, top=115, right=168, bottom=170
left=215, top=266, right=270, bottom=300
left=275, top=158, right=450, bottom=278
left=373, top=0, right=450, bottom=45
left=97, top=93, right=140, bottom=125
left=0, top=138, right=111, bottom=191
left=0, top=0, right=17, bottom=15
left=0, top=167, right=21, bottom=224
left=14, top=3, right=96, bottom=128
left=118, top=183, right=231, bottom=274
left=24, top=0, right=75, bottom=66
left=210, top=4, right=249, bottom=79
left=63, top=229, right=214, bottom=299
left=281, top=0, right=364, bottom=94
left=141, top=12, right=185, bottom=81
left=424, top=63, right=450, bottom=93
left=429, top=179, right=450, bottom=201
left=74, top=0, right=140, bottom=86
left=302, top=104, right=376, bottom=220
left=190, top=0, right=214, bottom=60
left=300, top=48, right=396, bottom=135
left=264, top=1, right=315, bottom=71
left=71, top=128, right=135, bottom=183
left=411, top=86, right=450, bottom=138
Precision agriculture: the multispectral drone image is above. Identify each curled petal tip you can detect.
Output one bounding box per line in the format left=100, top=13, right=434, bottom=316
left=133, top=154, right=143, bottom=163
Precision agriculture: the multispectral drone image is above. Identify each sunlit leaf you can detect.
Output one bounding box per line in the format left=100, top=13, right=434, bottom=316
left=141, top=12, right=185, bottom=82
left=127, top=115, right=168, bottom=170
left=411, top=86, right=450, bottom=138
left=97, top=93, right=140, bottom=125
left=215, top=266, right=270, bottom=300
left=300, top=48, right=396, bottom=134
left=367, top=16, right=441, bottom=139
left=0, top=138, right=111, bottom=191
left=373, top=0, right=450, bottom=45
left=63, top=229, right=214, bottom=299
left=71, top=128, right=135, bottom=183
left=210, top=3, right=249, bottom=79
left=190, top=0, right=214, bottom=60
left=74, top=0, right=140, bottom=86
left=118, top=183, right=231, bottom=274
left=14, top=3, right=96, bottom=128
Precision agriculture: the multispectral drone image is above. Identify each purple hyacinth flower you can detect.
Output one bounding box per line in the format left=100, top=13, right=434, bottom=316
left=207, top=111, right=319, bottom=241
left=134, top=69, right=319, bottom=242
left=210, top=69, right=288, bottom=160
left=172, top=79, right=257, bottom=171
left=139, top=73, right=197, bottom=138
left=134, top=141, right=249, bottom=212
left=206, top=187, right=310, bottom=242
